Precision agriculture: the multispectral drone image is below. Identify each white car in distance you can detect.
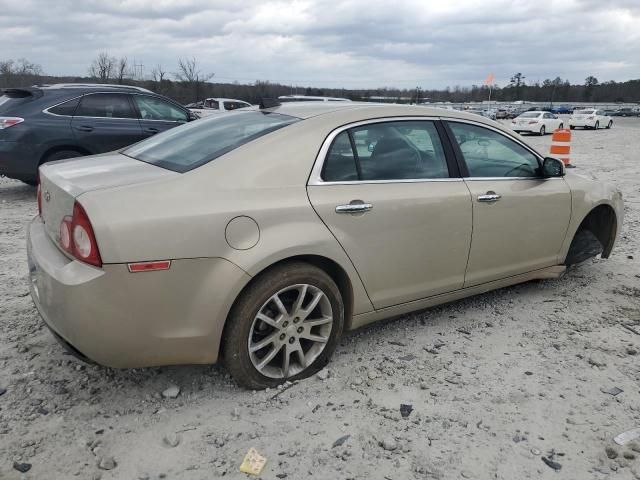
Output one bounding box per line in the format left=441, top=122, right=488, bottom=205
left=569, top=109, right=613, bottom=130
left=189, top=98, right=252, bottom=118
left=511, top=111, right=563, bottom=136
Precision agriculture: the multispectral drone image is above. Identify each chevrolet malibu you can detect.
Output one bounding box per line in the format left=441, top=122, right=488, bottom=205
left=28, top=102, right=623, bottom=389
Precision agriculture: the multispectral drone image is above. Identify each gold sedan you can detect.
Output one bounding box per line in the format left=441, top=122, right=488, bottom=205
left=28, top=102, right=623, bottom=389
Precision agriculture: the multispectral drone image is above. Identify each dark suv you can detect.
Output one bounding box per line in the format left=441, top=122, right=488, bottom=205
left=0, top=83, right=196, bottom=184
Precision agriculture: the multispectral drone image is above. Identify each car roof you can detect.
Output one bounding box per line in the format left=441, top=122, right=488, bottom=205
left=33, top=83, right=154, bottom=94
left=263, top=101, right=516, bottom=135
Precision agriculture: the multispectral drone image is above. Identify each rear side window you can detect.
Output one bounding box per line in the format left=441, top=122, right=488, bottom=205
left=224, top=101, right=250, bottom=110
left=132, top=95, right=187, bottom=122
left=47, top=97, right=80, bottom=116
left=323, top=120, right=449, bottom=181
left=122, top=111, right=299, bottom=173
left=75, top=93, right=136, bottom=119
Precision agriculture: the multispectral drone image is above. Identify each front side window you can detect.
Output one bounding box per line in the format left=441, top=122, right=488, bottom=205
left=322, top=120, right=449, bottom=181
left=448, top=122, right=540, bottom=178
left=133, top=95, right=188, bottom=122
left=75, top=93, right=136, bottom=119
left=122, top=111, right=299, bottom=173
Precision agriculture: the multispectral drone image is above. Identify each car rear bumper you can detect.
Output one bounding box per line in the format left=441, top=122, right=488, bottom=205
left=0, top=141, right=39, bottom=182
left=569, top=120, right=594, bottom=127
left=511, top=124, right=540, bottom=133
left=27, top=216, right=251, bottom=368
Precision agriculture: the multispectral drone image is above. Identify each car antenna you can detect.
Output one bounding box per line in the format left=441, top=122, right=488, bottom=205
left=259, top=98, right=281, bottom=109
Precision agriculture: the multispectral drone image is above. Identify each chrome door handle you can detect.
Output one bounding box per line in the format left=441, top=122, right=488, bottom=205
left=335, top=201, right=373, bottom=214
left=477, top=192, right=502, bottom=203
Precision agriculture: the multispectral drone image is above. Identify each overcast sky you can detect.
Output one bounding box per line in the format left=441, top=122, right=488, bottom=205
left=1, top=0, right=639, bottom=89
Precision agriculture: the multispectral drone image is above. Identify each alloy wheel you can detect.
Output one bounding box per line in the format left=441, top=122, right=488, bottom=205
left=248, top=284, right=333, bottom=379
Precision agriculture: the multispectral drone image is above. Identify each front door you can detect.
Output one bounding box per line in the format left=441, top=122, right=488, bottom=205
left=131, top=95, right=189, bottom=138
left=71, top=93, right=143, bottom=152
left=445, top=121, right=571, bottom=287
left=308, top=119, right=472, bottom=309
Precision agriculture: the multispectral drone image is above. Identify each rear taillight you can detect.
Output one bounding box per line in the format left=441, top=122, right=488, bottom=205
left=0, top=117, right=24, bottom=129
left=58, top=201, right=102, bottom=267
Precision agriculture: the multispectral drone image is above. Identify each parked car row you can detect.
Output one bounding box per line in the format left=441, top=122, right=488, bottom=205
left=186, top=97, right=252, bottom=118
left=508, top=109, right=614, bottom=135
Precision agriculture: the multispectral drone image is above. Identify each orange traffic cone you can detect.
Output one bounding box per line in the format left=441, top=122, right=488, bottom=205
left=550, top=129, right=573, bottom=168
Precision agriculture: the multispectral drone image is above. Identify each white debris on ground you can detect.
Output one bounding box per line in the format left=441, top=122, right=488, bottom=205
left=0, top=118, right=639, bottom=479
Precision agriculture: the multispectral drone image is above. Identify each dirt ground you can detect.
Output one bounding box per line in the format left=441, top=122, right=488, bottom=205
left=1, top=117, right=639, bottom=480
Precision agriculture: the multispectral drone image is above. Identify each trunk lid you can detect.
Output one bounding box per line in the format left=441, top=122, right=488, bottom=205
left=39, top=152, right=177, bottom=245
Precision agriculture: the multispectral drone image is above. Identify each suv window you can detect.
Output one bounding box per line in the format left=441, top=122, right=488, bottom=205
left=133, top=95, right=188, bottom=122
left=48, top=97, right=81, bottom=116
left=75, top=93, right=136, bottom=119
left=323, top=120, right=449, bottom=181
left=123, top=111, right=298, bottom=173
left=448, top=122, right=540, bottom=178
left=204, top=99, right=219, bottom=109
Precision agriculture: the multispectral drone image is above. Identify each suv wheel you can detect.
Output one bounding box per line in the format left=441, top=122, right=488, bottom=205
left=42, top=149, right=85, bottom=165
left=223, top=262, right=344, bottom=389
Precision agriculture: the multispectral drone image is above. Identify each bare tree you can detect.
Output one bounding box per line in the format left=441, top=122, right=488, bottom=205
left=116, top=57, right=129, bottom=84
left=0, top=58, right=44, bottom=87
left=151, top=64, right=167, bottom=83
left=88, top=52, right=117, bottom=81
left=175, top=57, right=213, bottom=101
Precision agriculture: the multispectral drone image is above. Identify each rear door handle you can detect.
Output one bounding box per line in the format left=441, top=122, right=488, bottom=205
left=75, top=125, right=94, bottom=133
left=145, top=127, right=160, bottom=134
left=477, top=191, right=502, bottom=203
left=335, top=201, right=373, bottom=214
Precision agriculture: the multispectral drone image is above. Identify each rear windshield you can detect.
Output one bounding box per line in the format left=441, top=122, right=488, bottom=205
left=0, top=90, right=35, bottom=114
left=519, top=112, right=541, bottom=118
left=122, top=111, right=299, bottom=173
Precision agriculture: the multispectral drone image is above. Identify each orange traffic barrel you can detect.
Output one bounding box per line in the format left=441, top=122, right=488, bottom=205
left=550, top=129, right=572, bottom=167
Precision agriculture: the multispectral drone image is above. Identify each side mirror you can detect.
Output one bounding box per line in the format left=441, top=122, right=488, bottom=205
left=542, top=157, right=565, bottom=178
left=187, top=111, right=200, bottom=122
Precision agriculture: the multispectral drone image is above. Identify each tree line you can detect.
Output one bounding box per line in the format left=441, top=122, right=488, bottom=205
left=1, top=55, right=639, bottom=105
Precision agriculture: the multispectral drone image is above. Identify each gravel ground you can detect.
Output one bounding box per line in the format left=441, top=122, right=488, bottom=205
left=0, top=118, right=639, bottom=480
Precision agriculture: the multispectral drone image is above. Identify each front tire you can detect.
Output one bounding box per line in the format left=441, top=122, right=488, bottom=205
left=606, top=120, right=613, bottom=129
left=594, top=121, right=600, bottom=130
left=559, top=123, right=564, bottom=129
left=223, top=262, right=344, bottom=389
left=539, top=125, right=546, bottom=136
left=570, top=125, right=575, bottom=130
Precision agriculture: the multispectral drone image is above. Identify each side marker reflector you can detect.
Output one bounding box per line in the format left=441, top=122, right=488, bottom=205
left=128, top=260, right=171, bottom=273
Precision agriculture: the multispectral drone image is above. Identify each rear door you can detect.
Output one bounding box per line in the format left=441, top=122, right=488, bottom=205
left=445, top=120, right=571, bottom=286
left=307, top=118, right=472, bottom=309
left=71, top=93, right=143, bottom=152
left=131, top=94, right=189, bottom=138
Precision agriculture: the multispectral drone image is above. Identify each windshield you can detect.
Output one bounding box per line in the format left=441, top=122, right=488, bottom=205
left=519, top=112, right=541, bottom=118
left=122, top=111, right=299, bottom=173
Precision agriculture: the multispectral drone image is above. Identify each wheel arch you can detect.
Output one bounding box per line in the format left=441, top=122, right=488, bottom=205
left=220, top=254, right=356, bottom=356
left=569, top=203, right=618, bottom=260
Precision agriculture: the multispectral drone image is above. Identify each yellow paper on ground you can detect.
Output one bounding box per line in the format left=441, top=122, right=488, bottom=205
left=239, top=447, right=267, bottom=476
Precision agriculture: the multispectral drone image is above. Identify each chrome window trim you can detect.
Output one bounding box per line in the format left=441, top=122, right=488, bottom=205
left=43, top=92, right=187, bottom=123
left=308, top=116, right=451, bottom=186
left=463, top=176, right=563, bottom=181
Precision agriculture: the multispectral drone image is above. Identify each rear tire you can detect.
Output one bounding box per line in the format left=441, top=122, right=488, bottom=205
left=223, top=262, right=344, bottom=389
left=41, top=149, right=86, bottom=166
left=570, top=125, right=575, bottom=130
left=559, top=123, right=564, bottom=129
